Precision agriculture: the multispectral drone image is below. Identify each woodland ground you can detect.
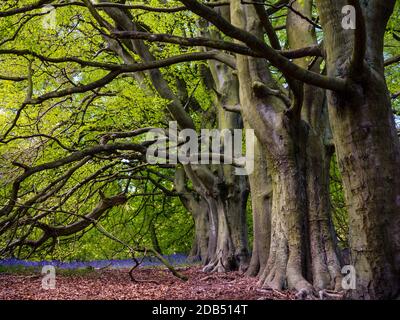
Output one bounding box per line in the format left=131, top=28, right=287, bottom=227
left=0, top=266, right=296, bottom=300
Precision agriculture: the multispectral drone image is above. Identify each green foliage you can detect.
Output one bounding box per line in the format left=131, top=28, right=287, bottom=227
left=330, top=156, right=348, bottom=249
left=0, top=0, right=399, bottom=263
left=385, top=1, right=400, bottom=113
left=0, top=1, right=206, bottom=260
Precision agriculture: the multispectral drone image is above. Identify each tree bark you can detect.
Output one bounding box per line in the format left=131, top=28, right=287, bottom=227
left=286, top=0, right=342, bottom=291
left=230, top=1, right=312, bottom=293
left=316, top=0, right=400, bottom=299
left=245, top=135, right=272, bottom=277
left=188, top=206, right=210, bottom=263
left=231, top=0, right=342, bottom=295
left=175, top=166, right=209, bottom=263
left=185, top=163, right=249, bottom=272
left=194, top=5, right=251, bottom=272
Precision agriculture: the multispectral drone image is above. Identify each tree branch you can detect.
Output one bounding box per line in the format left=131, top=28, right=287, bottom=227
left=178, top=0, right=347, bottom=92
left=0, top=75, right=27, bottom=82
left=349, top=0, right=366, bottom=77
left=53, top=0, right=230, bottom=13
left=385, top=55, right=400, bottom=67
left=0, top=0, right=51, bottom=17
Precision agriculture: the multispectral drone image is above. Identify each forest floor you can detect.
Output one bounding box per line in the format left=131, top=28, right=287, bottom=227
left=0, top=266, right=296, bottom=300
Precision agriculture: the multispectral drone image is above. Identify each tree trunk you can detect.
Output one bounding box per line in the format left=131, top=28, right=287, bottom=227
left=328, top=85, right=400, bottom=299
left=305, top=128, right=342, bottom=290
left=196, top=10, right=251, bottom=272
left=185, top=164, right=250, bottom=272
left=203, top=195, right=245, bottom=272
left=149, top=221, right=162, bottom=255
left=175, top=166, right=209, bottom=263
left=231, top=0, right=314, bottom=293
left=258, top=122, right=313, bottom=293
left=316, top=0, right=400, bottom=299
left=188, top=203, right=209, bottom=263
left=245, top=135, right=272, bottom=277
left=103, top=3, right=250, bottom=273
left=286, top=0, right=342, bottom=291
left=231, top=0, right=342, bottom=295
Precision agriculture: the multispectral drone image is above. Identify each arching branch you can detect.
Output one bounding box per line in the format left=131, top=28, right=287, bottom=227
left=179, top=0, right=347, bottom=92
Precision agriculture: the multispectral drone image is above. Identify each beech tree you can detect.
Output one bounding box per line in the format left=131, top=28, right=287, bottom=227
left=0, top=0, right=399, bottom=300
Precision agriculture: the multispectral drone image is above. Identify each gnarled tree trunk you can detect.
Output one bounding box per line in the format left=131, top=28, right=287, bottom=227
left=245, top=137, right=272, bottom=277
left=231, top=0, right=342, bottom=294
left=103, top=2, right=250, bottom=272
left=316, top=0, right=400, bottom=299
left=286, top=0, right=342, bottom=291
left=185, top=163, right=249, bottom=272
left=175, top=166, right=209, bottom=263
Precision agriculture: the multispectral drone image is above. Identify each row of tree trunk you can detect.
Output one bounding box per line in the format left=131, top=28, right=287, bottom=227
left=101, top=0, right=399, bottom=299
left=182, top=0, right=399, bottom=300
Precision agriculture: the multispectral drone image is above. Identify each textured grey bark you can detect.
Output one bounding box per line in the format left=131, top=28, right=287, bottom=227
left=316, top=0, right=400, bottom=299
left=231, top=0, right=342, bottom=294
left=245, top=137, right=272, bottom=277
left=175, top=166, right=209, bottom=263
left=286, top=0, right=342, bottom=291
left=232, top=1, right=312, bottom=293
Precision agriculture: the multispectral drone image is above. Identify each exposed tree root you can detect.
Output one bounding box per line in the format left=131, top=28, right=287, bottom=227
left=202, top=255, right=233, bottom=273
left=318, top=289, right=345, bottom=300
